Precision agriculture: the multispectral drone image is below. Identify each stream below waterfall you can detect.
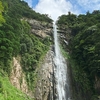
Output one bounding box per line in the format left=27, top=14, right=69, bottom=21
left=53, top=22, right=70, bottom=100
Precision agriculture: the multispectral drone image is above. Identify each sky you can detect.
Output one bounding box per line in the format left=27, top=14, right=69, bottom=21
left=24, top=0, right=100, bottom=20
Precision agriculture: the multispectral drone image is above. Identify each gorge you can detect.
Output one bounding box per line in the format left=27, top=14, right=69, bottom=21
left=0, top=0, right=100, bottom=100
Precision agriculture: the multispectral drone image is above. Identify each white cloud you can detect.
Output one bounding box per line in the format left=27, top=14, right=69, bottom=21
left=77, top=0, right=100, bottom=12
left=35, top=0, right=79, bottom=21
left=25, top=0, right=100, bottom=21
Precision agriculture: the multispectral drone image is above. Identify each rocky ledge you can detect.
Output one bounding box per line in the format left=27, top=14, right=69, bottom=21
left=25, top=18, right=53, bottom=38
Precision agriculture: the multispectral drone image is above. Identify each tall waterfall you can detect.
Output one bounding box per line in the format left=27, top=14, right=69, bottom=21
left=53, top=22, right=70, bottom=100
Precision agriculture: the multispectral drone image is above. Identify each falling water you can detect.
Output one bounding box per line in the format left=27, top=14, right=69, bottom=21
left=53, top=22, right=70, bottom=100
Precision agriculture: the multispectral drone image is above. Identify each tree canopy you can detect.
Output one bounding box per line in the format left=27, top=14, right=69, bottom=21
left=0, top=1, right=5, bottom=25
left=57, top=10, right=100, bottom=98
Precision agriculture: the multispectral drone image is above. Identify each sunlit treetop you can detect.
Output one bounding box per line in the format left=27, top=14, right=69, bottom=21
left=0, top=1, right=5, bottom=25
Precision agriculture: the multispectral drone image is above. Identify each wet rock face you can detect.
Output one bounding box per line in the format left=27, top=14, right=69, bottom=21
left=34, top=48, right=54, bottom=100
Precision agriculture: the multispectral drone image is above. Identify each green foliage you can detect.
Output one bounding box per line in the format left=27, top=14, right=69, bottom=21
left=0, top=1, right=5, bottom=25
left=57, top=14, right=77, bottom=26
left=58, top=10, right=100, bottom=98
left=71, top=22, right=100, bottom=78
left=0, top=0, right=52, bottom=94
left=0, top=0, right=52, bottom=71
left=20, top=21, right=50, bottom=89
left=60, top=45, right=69, bottom=59
left=1, top=0, right=52, bottom=22
left=0, top=72, right=32, bottom=100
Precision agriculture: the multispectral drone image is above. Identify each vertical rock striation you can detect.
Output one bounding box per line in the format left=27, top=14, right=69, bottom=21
left=34, top=48, right=54, bottom=100
left=10, top=57, right=29, bottom=94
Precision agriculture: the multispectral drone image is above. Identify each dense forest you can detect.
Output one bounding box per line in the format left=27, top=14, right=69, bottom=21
left=0, top=0, right=52, bottom=99
left=57, top=11, right=100, bottom=100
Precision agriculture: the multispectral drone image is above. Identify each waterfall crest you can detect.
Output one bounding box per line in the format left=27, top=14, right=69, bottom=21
left=53, top=22, right=70, bottom=100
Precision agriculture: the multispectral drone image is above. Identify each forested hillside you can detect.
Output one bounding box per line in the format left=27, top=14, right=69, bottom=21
left=0, top=0, right=52, bottom=99
left=57, top=11, right=100, bottom=100
left=1, top=0, right=100, bottom=99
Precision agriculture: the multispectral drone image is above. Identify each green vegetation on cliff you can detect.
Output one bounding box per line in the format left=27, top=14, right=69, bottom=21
left=57, top=10, right=100, bottom=100
left=0, top=0, right=52, bottom=99
left=0, top=71, right=32, bottom=100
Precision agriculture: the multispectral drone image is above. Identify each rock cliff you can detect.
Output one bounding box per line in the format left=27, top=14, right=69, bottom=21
left=10, top=18, right=54, bottom=100
left=24, top=18, right=53, bottom=38
left=34, top=48, right=54, bottom=100
left=10, top=57, right=30, bottom=94
left=10, top=48, right=54, bottom=100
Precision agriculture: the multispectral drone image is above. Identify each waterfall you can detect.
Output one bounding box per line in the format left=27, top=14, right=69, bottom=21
left=53, top=22, right=70, bottom=100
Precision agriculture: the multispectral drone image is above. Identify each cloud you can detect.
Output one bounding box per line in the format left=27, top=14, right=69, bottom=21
left=35, top=0, right=79, bottom=21
left=24, top=0, right=100, bottom=21
left=77, top=0, right=100, bottom=12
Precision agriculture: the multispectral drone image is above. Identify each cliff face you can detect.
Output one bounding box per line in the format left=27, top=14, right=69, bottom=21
left=10, top=57, right=30, bottom=94
left=0, top=0, right=54, bottom=99
left=9, top=18, right=53, bottom=99
left=34, top=48, right=54, bottom=100
left=10, top=49, right=54, bottom=100
left=24, top=18, right=53, bottom=38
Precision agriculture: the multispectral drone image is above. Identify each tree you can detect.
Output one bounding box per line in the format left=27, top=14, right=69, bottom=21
left=0, top=1, right=5, bottom=25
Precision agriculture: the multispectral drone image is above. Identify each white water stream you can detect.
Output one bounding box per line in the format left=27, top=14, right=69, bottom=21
left=53, top=22, right=70, bottom=100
